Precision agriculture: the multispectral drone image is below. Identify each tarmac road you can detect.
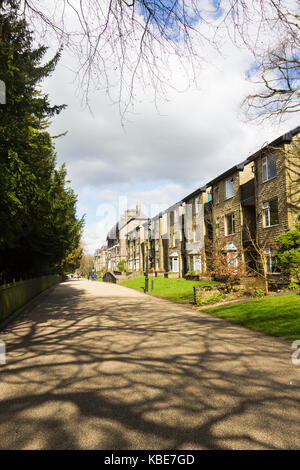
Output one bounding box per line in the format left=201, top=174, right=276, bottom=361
left=0, top=279, right=299, bottom=449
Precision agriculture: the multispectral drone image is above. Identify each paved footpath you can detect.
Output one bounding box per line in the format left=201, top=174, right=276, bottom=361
left=0, top=279, right=299, bottom=449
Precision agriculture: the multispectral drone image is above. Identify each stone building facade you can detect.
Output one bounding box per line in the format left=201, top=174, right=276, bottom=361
left=208, top=160, right=254, bottom=268
left=94, top=245, right=107, bottom=272
left=247, top=127, right=300, bottom=283
left=96, top=126, right=300, bottom=284
left=181, top=187, right=210, bottom=275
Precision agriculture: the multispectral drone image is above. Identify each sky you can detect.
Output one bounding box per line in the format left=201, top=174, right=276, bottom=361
left=43, top=11, right=300, bottom=255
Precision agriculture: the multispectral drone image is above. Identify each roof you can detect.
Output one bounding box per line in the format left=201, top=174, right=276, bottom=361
left=207, top=158, right=249, bottom=187
left=206, top=125, right=300, bottom=187
left=182, top=185, right=207, bottom=202
left=119, top=215, right=148, bottom=231
left=162, top=201, right=182, bottom=216
left=246, top=125, right=300, bottom=163
left=107, top=222, right=119, bottom=241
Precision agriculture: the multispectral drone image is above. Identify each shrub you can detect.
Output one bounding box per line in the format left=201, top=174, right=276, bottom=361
left=186, top=270, right=197, bottom=277
left=288, top=282, right=299, bottom=290
left=251, top=288, right=265, bottom=298
left=197, top=293, right=225, bottom=306
left=117, top=260, right=126, bottom=272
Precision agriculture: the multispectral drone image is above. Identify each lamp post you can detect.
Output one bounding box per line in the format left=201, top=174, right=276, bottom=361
left=145, top=255, right=149, bottom=293
left=145, top=217, right=152, bottom=293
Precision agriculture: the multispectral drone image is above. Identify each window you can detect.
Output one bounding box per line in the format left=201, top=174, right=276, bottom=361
left=216, top=217, right=220, bottom=238
left=262, top=154, right=276, bottom=182
left=135, top=258, right=140, bottom=270
left=227, top=252, right=238, bottom=268
left=225, top=178, right=234, bottom=199
left=225, top=213, right=235, bottom=235
left=263, top=199, right=279, bottom=227
left=207, top=192, right=212, bottom=203
left=193, top=225, right=200, bottom=242
left=174, top=209, right=178, bottom=224
left=194, top=256, right=202, bottom=272
left=215, top=186, right=220, bottom=204
left=171, top=257, right=179, bottom=272
left=194, top=196, right=199, bottom=214
left=265, top=248, right=281, bottom=274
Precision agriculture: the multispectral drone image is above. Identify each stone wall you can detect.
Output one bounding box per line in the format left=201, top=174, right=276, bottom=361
left=193, top=285, right=222, bottom=304
left=0, top=275, right=61, bottom=324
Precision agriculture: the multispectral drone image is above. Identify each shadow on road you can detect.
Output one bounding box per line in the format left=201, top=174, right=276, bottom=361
left=0, top=280, right=299, bottom=449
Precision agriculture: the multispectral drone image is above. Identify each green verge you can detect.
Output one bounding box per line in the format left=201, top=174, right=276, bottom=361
left=202, top=294, right=300, bottom=341
left=118, top=276, right=218, bottom=304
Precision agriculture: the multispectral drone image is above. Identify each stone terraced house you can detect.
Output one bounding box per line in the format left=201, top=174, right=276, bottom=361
left=95, top=126, right=300, bottom=285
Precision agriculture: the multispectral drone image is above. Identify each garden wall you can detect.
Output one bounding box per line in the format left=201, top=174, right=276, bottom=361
left=0, top=275, right=61, bottom=324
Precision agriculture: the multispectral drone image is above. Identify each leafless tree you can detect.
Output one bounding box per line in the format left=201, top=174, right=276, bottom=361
left=243, top=39, right=300, bottom=122
left=2, top=0, right=299, bottom=119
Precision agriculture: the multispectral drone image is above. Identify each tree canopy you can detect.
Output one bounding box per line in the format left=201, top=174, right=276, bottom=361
left=0, top=4, right=84, bottom=283
left=277, top=215, right=300, bottom=283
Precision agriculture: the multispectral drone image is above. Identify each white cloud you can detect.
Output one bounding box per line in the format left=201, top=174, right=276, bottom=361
left=44, top=21, right=300, bottom=255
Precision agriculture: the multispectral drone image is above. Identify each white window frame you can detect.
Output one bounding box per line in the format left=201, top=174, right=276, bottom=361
left=265, top=248, right=281, bottom=274
left=225, top=178, right=234, bottom=200
left=227, top=252, right=238, bottom=268
left=174, top=209, right=178, bottom=224
left=193, top=225, right=200, bottom=242
left=263, top=200, right=279, bottom=227
left=194, top=196, right=199, bottom=214
left=171, top=257, right=179, bottom=273
left=216, top=217, right=220, bottom=237
left=215, top=186, right=220, bottom=204
left=193, top=256, right=202, bottom=272
left=262, top=153, right=277, bottom=182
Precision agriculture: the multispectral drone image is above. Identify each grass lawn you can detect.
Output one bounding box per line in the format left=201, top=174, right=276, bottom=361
left=118, top=276, right=218, bottom=303
left=202, top=294, right=300, bottom=341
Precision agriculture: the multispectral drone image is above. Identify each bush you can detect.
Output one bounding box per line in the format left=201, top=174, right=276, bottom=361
left=251, top=288, right=265, bottom=298
left=186, top=270, right=197, bottom=277
left=197, top=293, right=225, bottom=306
left=288, top=282, right=299, bottom=290
left=117, top=260, right=126, bottom=272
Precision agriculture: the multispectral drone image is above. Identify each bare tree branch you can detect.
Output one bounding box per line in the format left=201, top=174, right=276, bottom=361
left=1, top=1, right=299, bottom=120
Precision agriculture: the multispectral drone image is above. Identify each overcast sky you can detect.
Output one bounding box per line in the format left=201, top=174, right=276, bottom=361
left=44, top=28, right=299, bottom=255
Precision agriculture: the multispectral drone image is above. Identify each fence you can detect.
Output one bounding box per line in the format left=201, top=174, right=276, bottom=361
left=0, top=275, right=61, bottom=324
